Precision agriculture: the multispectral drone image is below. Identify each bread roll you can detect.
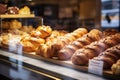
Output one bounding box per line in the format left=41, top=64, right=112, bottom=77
left=58, top=44, right=79, bottom=60
left=93, top=44, right=120, bottom=68
left=71, top=49, right=89, bottom=65
left=7, top=6, right=19, bottom=14
left=0, top=4, right=7, bottom=14
left=9, top=20, right=22, bottom=29
left=103, top=29, right=118, bottom=37
left=72, top=34, right=120, bottom=65
left=58, top=29, right=103, bottom=60
left=36, top=28, right=88, bottom=58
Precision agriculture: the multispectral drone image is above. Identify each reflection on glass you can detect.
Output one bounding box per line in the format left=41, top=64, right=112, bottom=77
left=101, top=0, right=119, bottom=29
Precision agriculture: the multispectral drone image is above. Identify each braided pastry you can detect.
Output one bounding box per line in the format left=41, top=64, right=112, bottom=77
left=93, top=44, right=120, bottom=68
left=58, top=29, right=103, bottom=60
left=36, top=28, right=88, bottom=58
left=71, top=33, right=120, bottom=65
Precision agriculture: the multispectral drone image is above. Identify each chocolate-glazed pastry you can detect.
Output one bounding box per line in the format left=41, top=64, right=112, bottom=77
left=7, top=6, right=19, bottom=14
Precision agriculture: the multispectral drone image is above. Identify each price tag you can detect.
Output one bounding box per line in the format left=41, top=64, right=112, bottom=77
left=88, top=59, right=104, bottom=75
left=8, top=37, right=21, bottom=53
left=16, top=43, right=23, bottom=55
left=9, top=40, right=16, bottom=51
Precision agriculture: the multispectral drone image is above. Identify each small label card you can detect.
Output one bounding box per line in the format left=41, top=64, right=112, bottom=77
left=9, top=39, right=16, bottom=52
left=88, top=59, right=104, bottom=75
left=16, top=43, right=23, bottom=55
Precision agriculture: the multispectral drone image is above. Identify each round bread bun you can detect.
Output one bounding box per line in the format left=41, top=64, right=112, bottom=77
left=71, top=51, right=89, bottom=65
left=58, top=44, right=79, bottom=60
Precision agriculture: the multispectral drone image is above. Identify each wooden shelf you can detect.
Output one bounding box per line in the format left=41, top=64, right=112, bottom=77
left=0, top=14, right=35, bottom=18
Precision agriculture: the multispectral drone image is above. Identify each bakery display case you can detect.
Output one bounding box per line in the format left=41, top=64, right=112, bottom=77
left=0, top=14, right=120, bottom=80
left=0, top=0, right=120, bottom=80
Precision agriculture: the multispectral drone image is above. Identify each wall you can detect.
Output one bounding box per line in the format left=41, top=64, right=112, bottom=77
left=79, top=0, right=101, bottom=29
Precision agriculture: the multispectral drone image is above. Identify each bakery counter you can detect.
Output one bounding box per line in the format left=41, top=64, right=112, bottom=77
left=0, top=49, right=109, bottom=80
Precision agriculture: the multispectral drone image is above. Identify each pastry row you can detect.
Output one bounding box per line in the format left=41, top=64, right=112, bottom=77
left=72, top=33, right=120, bottom=66
left=0, top=25, right=67, bottom=52
left=0, top=27, right=119, bottom=75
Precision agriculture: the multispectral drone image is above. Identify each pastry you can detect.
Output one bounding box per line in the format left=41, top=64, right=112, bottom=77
left=103, top=29, right=118, bottom=37
left=36, top=28, right=88, bottom=58
left=7, top=6, right=19, bottom=14
left=31, top=25, right=52, bottom=38
left=111, top=60, right=120, bottom=75
left=58, top=29, right=103, bottom=60
left=2, top=21, right=10, bottom=29
left=71, top=34, right=120, bottom=65
left=20, top=35, right=45, bottom=52
left=9, top=20, right=22, bottom=29
left=19, top=6, right=31, bottom=14
left=93, top=44, right=120, bottom=68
